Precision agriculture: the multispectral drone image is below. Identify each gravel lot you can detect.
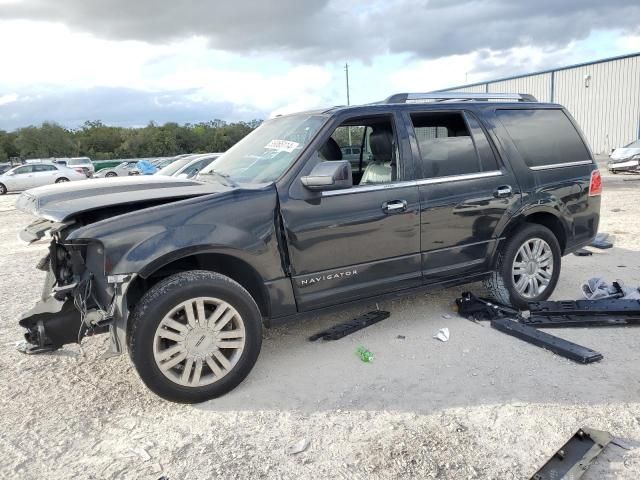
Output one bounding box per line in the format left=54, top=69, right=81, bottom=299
left=1, top=169, right=640, bottom=479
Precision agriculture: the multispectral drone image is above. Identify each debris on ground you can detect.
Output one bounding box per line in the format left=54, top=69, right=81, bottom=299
left=356, top=346, right=374, bottom=363
left=454, top=285, right=640, bottom=363
left=573, top=248, right=593, bottom=256
left=308, top=311, right=390, bottom=341
left=582, top=277, right=640, bottom=300
left=286, top=438, right=311, bottom=455
left=396, top=335, right=406, bottom=340
left=591, top=232, right=615, bottom=249
left=433, top=327, right=450, bottom=342
left=530, top=427, right=612, bottom=480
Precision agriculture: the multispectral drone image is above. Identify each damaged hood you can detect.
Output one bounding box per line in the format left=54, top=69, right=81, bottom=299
left=610, top=147, right=640, bottom=162
left=16, top=175, right=228, bottom=222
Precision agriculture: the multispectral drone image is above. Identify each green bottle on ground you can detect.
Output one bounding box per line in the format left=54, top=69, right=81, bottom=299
left=356, top=346, right=374, bottom=363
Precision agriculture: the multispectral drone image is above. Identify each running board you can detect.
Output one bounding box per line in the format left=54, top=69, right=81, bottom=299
left=490, top=318, right=603, bottom=364
left=530, top=427, right=612, bottom=480
left=308, top=311, right=390, bottom=341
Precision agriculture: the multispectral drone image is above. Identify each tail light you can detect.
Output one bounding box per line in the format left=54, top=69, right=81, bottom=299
left=589, top=169, right=602, bottom=196
left=74, top=168, right=84, bottom=174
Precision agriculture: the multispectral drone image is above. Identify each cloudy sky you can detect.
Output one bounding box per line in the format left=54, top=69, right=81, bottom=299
left=0, top=0, right=639, bottom=130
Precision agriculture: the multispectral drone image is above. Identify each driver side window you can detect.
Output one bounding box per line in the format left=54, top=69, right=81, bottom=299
left=316, top=116, right=398, bottom=186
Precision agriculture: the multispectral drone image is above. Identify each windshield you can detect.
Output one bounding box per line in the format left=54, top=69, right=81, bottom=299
left=199, top=114, right=326, bottom=184
left=624, top=140, right=640, bottom=148
left=157, top=157, right=197, bottom=176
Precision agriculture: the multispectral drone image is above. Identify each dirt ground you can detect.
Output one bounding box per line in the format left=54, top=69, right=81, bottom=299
left=1, top=167, right=640, bottom=479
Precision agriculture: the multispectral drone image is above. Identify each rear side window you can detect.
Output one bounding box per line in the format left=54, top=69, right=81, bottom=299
left=496, top=109, right=591, bottom=168
left=410, top=111, right=497, bottom=178
left=34, top=164, right=56, bottom=171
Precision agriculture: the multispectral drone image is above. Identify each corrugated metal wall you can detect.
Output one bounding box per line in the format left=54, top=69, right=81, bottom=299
left=487, top=73, right=552, bottom=103
left=440, top=54, right=640, bottom=154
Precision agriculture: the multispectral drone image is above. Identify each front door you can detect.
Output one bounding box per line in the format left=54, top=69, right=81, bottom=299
left=403, top=109, right=521, bottom=283
left=279, top=112, right=421, bottom=311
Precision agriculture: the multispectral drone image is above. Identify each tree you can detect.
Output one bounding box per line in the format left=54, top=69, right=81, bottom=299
left=15, top=122, right=76, bottom=158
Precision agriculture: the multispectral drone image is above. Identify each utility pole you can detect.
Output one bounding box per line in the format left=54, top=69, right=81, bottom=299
left=345, top=63, right=352, bottom=145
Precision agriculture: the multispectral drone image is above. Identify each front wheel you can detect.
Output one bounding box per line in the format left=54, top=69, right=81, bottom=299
left=483, top=224, right=561, bottom=308
left=0, top=183, right=6, bottom=195
left=105, top=172, right=117, bottom=177
left=128, top=271, right=262, bottom=403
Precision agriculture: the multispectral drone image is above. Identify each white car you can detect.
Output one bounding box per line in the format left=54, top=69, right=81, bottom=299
left=0, top=163, right=86, bottom=194
left=156, top=153, right=221, bottom=179
left=608, top=140, right=640, bottom=173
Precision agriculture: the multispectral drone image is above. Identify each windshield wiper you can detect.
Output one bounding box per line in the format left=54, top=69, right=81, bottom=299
left=199, top=170, right=238, bottom=188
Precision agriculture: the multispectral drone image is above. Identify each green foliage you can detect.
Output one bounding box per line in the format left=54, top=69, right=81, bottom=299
left=4, top=119, right=262, bottom=160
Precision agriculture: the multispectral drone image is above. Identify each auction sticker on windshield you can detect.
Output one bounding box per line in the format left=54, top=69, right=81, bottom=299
left=265, top=139, right=300, bottom=153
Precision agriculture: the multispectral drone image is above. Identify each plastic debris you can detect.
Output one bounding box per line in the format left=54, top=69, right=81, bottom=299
left=286, top=438, right=310, bottom=455
left=433, top=327, right=450, bottom=342
left=573, top=248, right=593, bottom=256
left=590, top=232, right=614, bottom=249
left=356, top=346, right=374, bottom=362
left=396, top=335, right=406, bottom=340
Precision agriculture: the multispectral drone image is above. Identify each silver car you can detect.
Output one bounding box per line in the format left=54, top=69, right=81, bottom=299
left=94, top=160, right=140, bottom=178
left=0, top=163, right=86, bottom=194
left=156, top=153, right=221, bottom=179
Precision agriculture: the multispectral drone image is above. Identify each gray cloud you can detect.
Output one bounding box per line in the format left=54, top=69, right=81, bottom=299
left=1, top=0, right=639, bottom=61
left=0, top=88, right=268, bottom=130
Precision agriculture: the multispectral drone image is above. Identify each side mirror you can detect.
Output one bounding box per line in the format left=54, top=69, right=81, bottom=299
left=301, top=161, right=353, bottom=191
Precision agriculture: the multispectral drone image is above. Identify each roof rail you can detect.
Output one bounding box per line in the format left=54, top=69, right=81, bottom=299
left=384, top=92, right=538, bottom=103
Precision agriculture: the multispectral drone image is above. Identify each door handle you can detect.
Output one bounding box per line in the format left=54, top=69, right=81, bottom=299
left=382, top=200, right=407, bottom=213
left=494, top=185, right=513, bottom=198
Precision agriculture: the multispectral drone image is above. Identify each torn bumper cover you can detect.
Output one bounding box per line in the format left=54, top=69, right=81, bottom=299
left=18, top=297, right=84, bottom=354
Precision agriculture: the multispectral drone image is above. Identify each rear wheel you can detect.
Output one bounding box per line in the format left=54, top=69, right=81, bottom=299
left=484, top=224, right=561, bottom=308
left=0, top=183, right=6, bottom=195
left=55, top=177, right=69, bottom=183
left=105, top=172, right=117, bottom=177
left=128, top=270, right=262, bottom=403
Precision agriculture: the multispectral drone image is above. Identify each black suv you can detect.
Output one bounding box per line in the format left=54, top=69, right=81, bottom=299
left=16, top=92, right=601, bottom=402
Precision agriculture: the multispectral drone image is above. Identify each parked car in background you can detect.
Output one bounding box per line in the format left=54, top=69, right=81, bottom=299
left=608, top=140, right=640, bottom=173
left=0, top=162, right=85, bottom=194
left=156, top=153, right=220, bottom=179
left=0, top=163, right=11, bottom=175
left=92, top=160, right=123, bottom=174
left=340, top=145, right=373, bottom=171
left=52, top=157, right=94, bottom=177
left=94, top=160, right=139, bottom=178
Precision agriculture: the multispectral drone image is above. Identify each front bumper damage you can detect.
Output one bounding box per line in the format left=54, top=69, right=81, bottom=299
left=17, top=220, right=131, bottom=356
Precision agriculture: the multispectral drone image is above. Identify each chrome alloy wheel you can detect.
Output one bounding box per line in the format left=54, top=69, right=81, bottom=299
left=511, top=237, right=553, bottom=298
left=153, top=297, right=246, bottom=387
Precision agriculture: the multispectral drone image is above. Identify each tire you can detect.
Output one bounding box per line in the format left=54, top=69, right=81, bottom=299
left=0, top=183, right=6, bottom=195
left=128, top=270, right=262, bottom=403
left=55, top=177, right=69, bottom=183
left=483, top=224, right=561, bottom=309
left=105, top=172, right=117, bottom=177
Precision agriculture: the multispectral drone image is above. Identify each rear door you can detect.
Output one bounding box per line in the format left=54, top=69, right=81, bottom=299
left=279, top=110, right=422, bottom=311
left=402, top=108, right=521, bottom=283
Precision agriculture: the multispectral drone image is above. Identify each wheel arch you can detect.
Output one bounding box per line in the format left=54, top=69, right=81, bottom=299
left=499, top=208, right=568, bottom=255
left=126, top=250, right=271, bottom=320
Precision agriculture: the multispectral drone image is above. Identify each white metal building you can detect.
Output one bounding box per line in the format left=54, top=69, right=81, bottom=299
left=437, top=52, right=640, bottom=154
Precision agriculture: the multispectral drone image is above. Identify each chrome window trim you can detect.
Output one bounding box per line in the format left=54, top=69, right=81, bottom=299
left=529, top=160, right=593, bottom=171
left=321, top=180, right=416, bottom=197
left=321, top=170, right=503, bottom=196
left=415, top=170, right=502, bottom=186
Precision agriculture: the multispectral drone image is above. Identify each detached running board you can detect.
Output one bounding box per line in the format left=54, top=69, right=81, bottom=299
left=491, top=318, right=603, bottom=364
left=530, top=427, right=612, bottom=480
left=308, top=311, right=390, bottom=341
